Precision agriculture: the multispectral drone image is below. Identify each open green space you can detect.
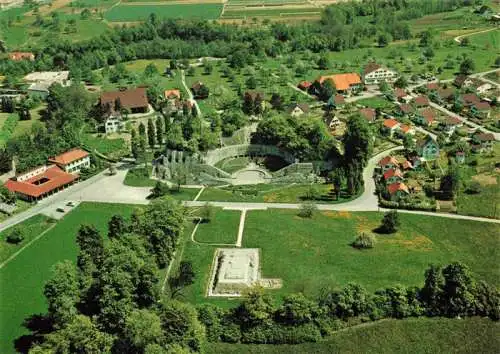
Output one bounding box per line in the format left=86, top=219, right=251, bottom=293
left=124, top=167, right=156, bottom=187
left=0, top=214, right=54, bottom=264
left=457, top=183, right=499, bottom=219
left=192, top=208, right=241, bottom=244
left=214, top=156, right=250, bottom=174
left=0, top=202, right=138, bottom=354
left=81, top=133, right=128, bottom=158
left=356, top=96, right=395, bottom=110
left=180, top=209, right=499, bottom=307
left=208, top=317, right=500, bottom=354
left=222, top=8, right=320, bottom=19
left=104, top=4, right=223, bottom=22
left=198, top=183, right=358, bottom=204
left=0, top=113, right=19, bottom=147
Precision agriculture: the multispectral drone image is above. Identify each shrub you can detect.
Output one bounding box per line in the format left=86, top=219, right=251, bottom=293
left=352, top=232, right=376, bottom=249
left=200, top=202, right=214, bottom=223
left=465, top=181, right=481, bottom=194
left=6, top=228, right=24, bottom=244
left=298, top=202, right=317, bottom=218
left=380, top=210, right=400, bottom=233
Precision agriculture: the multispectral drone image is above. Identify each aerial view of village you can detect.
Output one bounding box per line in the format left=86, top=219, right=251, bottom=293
left=0, top=0, right=499, bottom=353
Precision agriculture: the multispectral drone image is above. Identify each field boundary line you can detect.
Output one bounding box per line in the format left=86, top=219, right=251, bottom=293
left=0, top=223, right=57, bottom=270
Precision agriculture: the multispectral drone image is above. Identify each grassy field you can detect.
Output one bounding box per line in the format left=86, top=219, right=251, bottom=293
left=179, top=209, right=499, bottom=307
left=457, top=183, right=499, bottom=219
left=81, top=133, right=128, bottom=158
left=208, top=317, right=500, bottom=354
left=198, top=183, right=359, bottom=204
left=0, top=203, right=138, bottom=354
left=104, top=4, right=223, bottom=22
left=0, top=113, right=19, bottom=147
left=192, top=208, right=241, bottom=244
left=123, top=167, right=156, bottom=187
left=0, top=215, right=54, bottom=264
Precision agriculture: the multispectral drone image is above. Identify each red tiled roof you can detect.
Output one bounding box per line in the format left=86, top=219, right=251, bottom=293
left=462, top=94, right=481, bottom=105
left=164, top=89, right=181, bottom=99
left=378, top=156, right=399, bottom=167
left=445, top=116, right=462, bottom=125
left=426, top=83, right=439, bottom=91
left=395, top=88, right=407, bottom=98
left=4, top=165, right=77, bottom=198
left=400, top=124, right=413, bottom=134
left=475, top=133, right=495, bottom=141
left=414, top=96, right=429, bottom=107
left=8, top=52, right=35, bottom=61
left=383, top=168, right=403, bottom=180
left=334, top=94, right=345, bottom=104
left=474, top=102, right=491, bottom=111
left=437, top=88, right=455, bottom=99
left=359, top=108, right=376, bottom=121
left=383, top=119, right=399, bottom=129
left=398, top=104, right=412, bottom=113
left=363, top=62, right=382, bottom=75
left=48, top=149, right=89, bottom=166
left=100, top=87, right=149, bottom=110
left=387, top=182, right=409, bottom=195
left=317, top=73, right=362, bottom=91
left=419, top=108, right=435, bottom=123
left=298, top=81, right=312, bottom=89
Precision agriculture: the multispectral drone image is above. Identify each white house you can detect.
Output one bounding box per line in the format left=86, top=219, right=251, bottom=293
left=105, top=115, right=124, bottom=134
left=362, top=62, right=398, bottom=85
left=48, top=148, right=90, bottom=174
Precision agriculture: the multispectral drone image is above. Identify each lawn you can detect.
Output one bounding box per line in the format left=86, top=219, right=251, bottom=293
left=208, top=317, right=500, bottom=354
left=356, top=96, right=395, bottom=110
left=191, top=208, right=241, bottom=244
left=0, top=203, right=138, bottom=354
left=104, top=4, right=223, bottom=22
left=198, top=183, right=359, bottom=204
left=179, top=209, right=499, bottom=307
left=0, top=113, right=19, bottom=147
left=457, top=181, right=499, bottom=219
left=124, top=167, right=155, bottom=187
left=81, top=133, right=128, bottom=158
left=0, top=215, right=54, bottom=264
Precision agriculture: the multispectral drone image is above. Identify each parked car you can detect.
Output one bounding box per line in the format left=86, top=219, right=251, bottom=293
left=66, top=201, right=75, bottom=207
left=56, top=207, right=65, bottom=213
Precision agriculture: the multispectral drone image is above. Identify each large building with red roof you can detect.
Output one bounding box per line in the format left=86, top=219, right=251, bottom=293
left=48, top=148, right=90, bottom=174
left=100, top=87, right=149, bottom=114
left=315, top=73, right=362, bottom=93
left=4, top=165, right=78, bottom=202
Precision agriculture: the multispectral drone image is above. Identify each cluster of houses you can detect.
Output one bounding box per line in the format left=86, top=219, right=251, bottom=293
left=4, top=148, right=90, bottom=202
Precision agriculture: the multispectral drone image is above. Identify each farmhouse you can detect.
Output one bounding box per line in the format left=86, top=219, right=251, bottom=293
left=362, top=62, right=398, bottom=84
left=104, top=115, right=124, bottom=134
left=316, top=73, right=362, bottom=94
left=472, top=133, right=495, bottom=152
left=461, top=94, right=481, bottom=107
left=382, top=118, right=400, bottom=137
left=298, top=81, right=312, bottom=91
left=100, top=87, right=149, bottom=114
left=48, top=148, right=90, bottom=174
left=443, top=116, right=463, bottom=133
left=8, top=52, right=35, bottom=61
left=378, top=156, right=399, bottom=172
left=287, top=103, right=309, bottom=117
left=387, top=182, right=409, bottom=201
left=414, top=108, right=435, bottom=127
left=413, top=95, right=430, bottom=108
left=398, top=124, right=415, bottom=136
left=383, top=168, right=404, bottom=184
left=4, top=165, right=78, bottom=202
left=359, top=108, right=376, bottom=123
left=396, top=103, right=413, bottom=117
left=470, top=102, right=491, bottom=119
left=164, top=89, right=181, bottom=101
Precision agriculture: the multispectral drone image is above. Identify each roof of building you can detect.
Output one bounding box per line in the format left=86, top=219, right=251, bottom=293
left=387, top=182, right=409, bottom=195
left=100, top=87, right=149, bottom=110
left=417, top=136, right=438, bottom=148
left=454, top=74, right=470, bottom=86
left=437, top=88, right=455, bottom=99
left=363, top=62, right=382, bottom=75
left=462, top=93, right=481, bottom=105
left=398, top=103, right=413, bottom=113
left=48, top=148, right=89, bottom=166
left=419, top=108, right=435, bottom=123
left=23, top=71, right=69, bottom=83
left=383, top=168, right=403, bottom=180
left=378, top=156, right=399, bottom=167
left=445, top=116, right=462, bottom=125
left=334, top=94, right=345, bottom=104
left=414, top=95, right=429, bottom=107
left=383, top=118, right=400, bottom=129
left=395, top=88, right=407, bottom=98
left=402, top=160, right=413, bottom=170
left=426, top=83, right=439, bottom=91
left=287, top=103, right=309, bottom=114
left=474, top=101, right=491, bottom=111
left=8, top=52, right=34, bottom=61
left=164, top=89, right=181, bottom=99
left=359, top=108, right=376, bottom=121
left=298, top=81, right=312, bottom=88
left=317, top=73, right=362, bottom=91
left=474, top=132, right=495, bottom=141
left=399, top=124, right=413, bottom=134
left=4, top=165, right=77, bottom=198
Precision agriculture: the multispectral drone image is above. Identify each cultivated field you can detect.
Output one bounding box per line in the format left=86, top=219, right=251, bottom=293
left=104, top=3, right=224, bottom=21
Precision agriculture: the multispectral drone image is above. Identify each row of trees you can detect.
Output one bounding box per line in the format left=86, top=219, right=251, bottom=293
left=199, top=261, right=499, bottom=345
left=27, top=200, right=201, bottom=353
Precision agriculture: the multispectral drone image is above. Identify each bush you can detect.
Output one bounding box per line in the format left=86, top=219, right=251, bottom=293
left=298, top=202, right=317, bottom=218
left=200, top=203, right=214, bottom=223
left=352, top=232, right=376, bottom=249
left=380, top=210, right=400, bottom=233
left=465, top=181, right=481, bottom=194
left=6, top=228, right=24, bottom=244
left=241, top=323, right=321, bottom=344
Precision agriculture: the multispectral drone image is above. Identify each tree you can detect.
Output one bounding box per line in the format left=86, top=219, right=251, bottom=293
left=495, top=56, right=500, bottom=68
left=131, top=128, right=140, bottom=159
left=380, top=210, right=400, bottom=233
left=317, top=55, right=330, bottom=70
left=44, top=261, right=80, bottom=327
left=246, top=76, right=257, bottom=90
left=420, top=264, right=444, bottom=316
left=329, top=169, right=345, bottom=200
left=242, top=92, right=255, bottom=115
left=440, top=164, right=461, bottom=200
left=270, top=93, right=283, bottom=111
left=156, top=117, right=164, bottom=145
left=6, top=228, right=23, bottom=244
left=150, top=180, right=170, bottom=198
left=236, top=287, right=275, bottom=327
left=76, top=224, right=104, bottom=272
left=320, top=79, right=335, bottom=101
left=378, top=33, right=391, bottom=47
left=441, top=262, right=477, bottom=317
left=298, top=202, right=317, bottom=218
left=169, top=261, right=195, bottom=298
left=278, top=293, right=320, bottom=325
left=460, top=37, right=469, bottom=47
left=459, top=58, right=475, bottom=75
left=187, top=66, right=195, bottom=76
left=394, top=75, right=408, bottom=88
left=403, top=134, right=415, bottom=152
left=123, top=309, right=164, bottom=352
left=138, top=122, right=146, bottom=137
left=147, top=118, right=156, bottom=149
left=326, top=283, right=372, bottom=319
left=108, top=214, right=127, bottom=239
left=144, top=63, right=158, bottom=78
left=200, top=202, right=214, bottom=223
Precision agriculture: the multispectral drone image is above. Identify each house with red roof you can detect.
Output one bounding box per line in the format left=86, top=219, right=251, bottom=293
left=426, top=83, right=439, bottom=91
left=4, top=165, right=78, bottom=202
left=472, top=133, right=495, bottom=152
left=413, top=95, right=430, bottom=108
left=8, top=52, right=35, bottom=61
left=401, top=160, right=413, bottom=170
left=443, top=116, right=463, bottom=133
left=397, top=124, right=415, bottom=136
left=461, top=94, right=481, bottom=107
left=298, top=81, right=312, bottom=91
left=48, top=148, right=90, bottom=174
left=395, top=103, right=413, bottom=117
left=100, top=87, right=149, bottom=114
left=382, top=118, right=400, bottom=137
left=362, top=62, right=398, bottom=85
left=359, top=108, right=376, bottom=123
left=329, top=94, right=345, bottom=109
left=378, top=156, right=399, bottom=172
left=414, top=108, right=435, bottom=127
left=387, top=182, right=409, bottom=201
left=470, top=101, right=491, bottom=119
left=315, top=73, right=362, bottom=94
left=383, top=168, right=404, bottom=184
left=164, top=89, right=181, bottom=100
